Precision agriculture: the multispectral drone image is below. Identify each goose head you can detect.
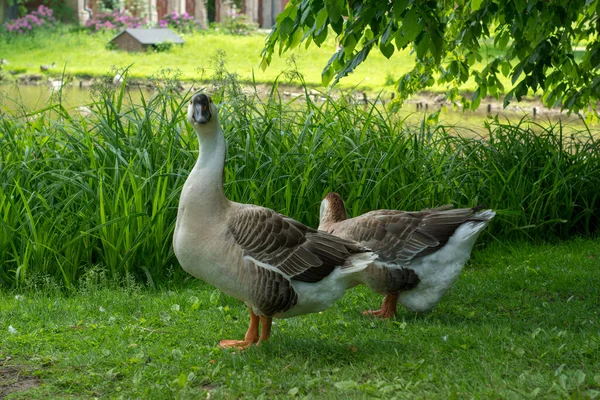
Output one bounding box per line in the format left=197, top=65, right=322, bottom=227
left=188, top=93, right=218, bottom=130
left=318, top=192, right=348, bottom=231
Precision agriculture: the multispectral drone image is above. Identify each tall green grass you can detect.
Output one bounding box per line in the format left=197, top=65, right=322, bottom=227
left=1, top=77, right=599, bottom=289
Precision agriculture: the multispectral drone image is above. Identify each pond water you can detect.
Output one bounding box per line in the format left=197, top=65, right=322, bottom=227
left=1, top=83, right=597, bottom=135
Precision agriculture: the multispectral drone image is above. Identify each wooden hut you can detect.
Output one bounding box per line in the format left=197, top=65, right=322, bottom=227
left=110, top=28, right=184, bottom=52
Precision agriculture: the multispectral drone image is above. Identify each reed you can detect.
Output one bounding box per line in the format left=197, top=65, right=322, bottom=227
left=1, top=78, right=598, bottom=289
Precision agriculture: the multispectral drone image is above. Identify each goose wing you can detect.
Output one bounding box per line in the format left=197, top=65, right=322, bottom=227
left=228, top=205, right=367, bottom=284
left=333, top=206, right=482, bottom=264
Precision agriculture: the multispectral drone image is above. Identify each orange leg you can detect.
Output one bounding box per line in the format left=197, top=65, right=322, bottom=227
left=362, top=293, right=399, bottom=319
left=219, top=308, right=260, bottom=349
left=257, top=316, right=272, bottom=345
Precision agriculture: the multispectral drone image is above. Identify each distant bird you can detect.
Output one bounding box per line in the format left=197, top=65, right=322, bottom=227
left=113, top=72, right=123, bottom=86
left=40, top=62, right=55, bottom=72
left=173, top=93, right=376, bottom=348
left=48, top=78, right=64, bottom=90
left=318, top=192, right=496, bottom=318
left=77, top=106, right=93, bottom=117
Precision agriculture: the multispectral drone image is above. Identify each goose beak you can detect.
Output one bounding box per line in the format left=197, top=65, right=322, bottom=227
left=189, top=93, right=212, bottom=125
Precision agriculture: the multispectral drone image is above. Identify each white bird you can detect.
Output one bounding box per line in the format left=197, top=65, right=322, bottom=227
left=48, top=78, right=64, bottom=90
left=113, top=72, right=123, bottom=86
left=318, top=192, right=495, bottom=318
left=173, top=94, right=376, bottom=348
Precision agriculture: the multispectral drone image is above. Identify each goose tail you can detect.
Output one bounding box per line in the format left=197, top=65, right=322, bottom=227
left=461, top=209, right=496, bottom=242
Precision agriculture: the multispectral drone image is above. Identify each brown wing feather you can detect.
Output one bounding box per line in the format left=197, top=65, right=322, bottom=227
left=228, top=205, right=368, bottom=283
left=330, top=206, right=485, bottom=264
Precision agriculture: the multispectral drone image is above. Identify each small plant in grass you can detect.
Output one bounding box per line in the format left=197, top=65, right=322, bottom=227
left=3, top=5, right=56, bottom=35
left=218, top=10, right=258, bottom=35
left=158, top=11, right=203, bottom=33
left=85, top=9, right=145, bottom=32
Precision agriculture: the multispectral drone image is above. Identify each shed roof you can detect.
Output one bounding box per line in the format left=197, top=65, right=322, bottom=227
left=111, top=28, right=185, bottom=45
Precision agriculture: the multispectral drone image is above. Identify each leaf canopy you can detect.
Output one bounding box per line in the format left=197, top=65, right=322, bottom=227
left=262, top=0, right=600, bottom=114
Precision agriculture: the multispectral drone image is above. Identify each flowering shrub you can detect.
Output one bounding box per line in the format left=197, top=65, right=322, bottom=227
left=158, top=11, right=202, bottom=34
left=86, top=9, right=145, bottom=32
left=219, top=11, right=257, bottom=36
left=4, top=5, right=56, bottom=35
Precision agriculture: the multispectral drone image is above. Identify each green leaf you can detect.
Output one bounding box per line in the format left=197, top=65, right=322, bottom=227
left=575, top=370, right=586, bottom=386
left=430, top=30, right=443, bottom=63
left=334, top=380, right=358, bottom=390
left=288, top=28, right=303, bottom=50
left=259, top=57, right=269, bottom=72
left=403, top=9, right=420, bottom=41
left=325, top=0, right=344, bottom=23
left=497, top=31, right=509, bottom=50
left=416, top=33, right=430, bottom=60
left=343, top=34, right=357, bottom=54
left=279, top=17, right=294, bottom=41
left=315, top=8, right=329, bottom=33
left=393, top=0, right=409, bottom=20
left=322, top=65, right=335, bottom=86
left=177, top=373, right=187, bottom=387
left=332, top=42, right=373, bottom=85
left=471, top=0, right=482, bottom=11
left=501, top=60, right=511, bottom=77
left=395, top=30, right=409, bottom=49
left=471, top=87, right=481, bottom=110
left=314, top=28, right=328, bottom=46
left=380, top=41, right=395, bottom=58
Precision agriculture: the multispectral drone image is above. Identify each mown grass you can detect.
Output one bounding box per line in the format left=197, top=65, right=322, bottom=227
left=0, top=27, right=510, bottom=93
left=1, top=73, right=599, bottom=289
left=1, top=238, right=599, bottom=398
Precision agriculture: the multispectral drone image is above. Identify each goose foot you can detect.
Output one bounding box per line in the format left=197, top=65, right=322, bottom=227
left=218, top=308, right=272, bottom=349
left=218, top=339, right=257, bottom=349
left=362, top=293, right=399, bottom=319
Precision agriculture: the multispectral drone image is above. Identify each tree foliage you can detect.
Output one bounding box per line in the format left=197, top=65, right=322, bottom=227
left=261, top=0, right=600, bottom=113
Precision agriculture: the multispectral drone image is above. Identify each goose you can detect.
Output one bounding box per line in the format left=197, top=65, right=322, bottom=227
left=318, top=192, right=495, bottom=318
left=113, top=72, right=123, bottom=86
left=40, top=62, right=55, bottom=72
left=173, top=94, right=376, bottom=348
left=48, top=78, right=64, bottom=90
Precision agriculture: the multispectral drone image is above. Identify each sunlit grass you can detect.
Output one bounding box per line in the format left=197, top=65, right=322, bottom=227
left=0, top=27, right=513, bottom=93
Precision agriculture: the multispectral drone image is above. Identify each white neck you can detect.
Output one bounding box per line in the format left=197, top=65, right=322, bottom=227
left=184, top=122, right=228, bottom=212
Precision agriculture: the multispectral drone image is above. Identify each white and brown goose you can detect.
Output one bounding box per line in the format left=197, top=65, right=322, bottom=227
left=173, top=94, right=376, bottom=348
left=318, top=193, right=496, bottom=318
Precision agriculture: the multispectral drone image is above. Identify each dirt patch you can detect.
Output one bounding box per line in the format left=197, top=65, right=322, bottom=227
left=0, top=366, right=41, bottom=398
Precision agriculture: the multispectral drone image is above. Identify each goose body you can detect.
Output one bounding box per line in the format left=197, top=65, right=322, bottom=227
left=318, top=193, right=495, bottom=317
left=173, top=94, right=375, bottom=347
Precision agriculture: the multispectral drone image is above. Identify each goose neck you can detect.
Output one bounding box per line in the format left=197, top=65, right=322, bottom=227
left=188, top=125, right=227, bottom=206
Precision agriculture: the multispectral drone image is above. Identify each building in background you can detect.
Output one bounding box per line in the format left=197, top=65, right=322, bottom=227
left=1, top=0, right=289, bottom=28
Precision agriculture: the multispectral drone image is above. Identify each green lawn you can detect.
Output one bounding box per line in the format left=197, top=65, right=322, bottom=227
left=0, top=29, right=506, bottom=94
left=1, top=238, right=599, bottom=398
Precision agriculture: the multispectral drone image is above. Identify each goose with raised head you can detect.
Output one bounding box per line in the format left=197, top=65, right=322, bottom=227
left=318, top=193, right=496, bottom=318
left=173, top=94, right=376, bottom=348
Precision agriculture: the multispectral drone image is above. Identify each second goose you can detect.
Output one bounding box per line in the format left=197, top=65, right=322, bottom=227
left=319, top=192, right=495, bottom=318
